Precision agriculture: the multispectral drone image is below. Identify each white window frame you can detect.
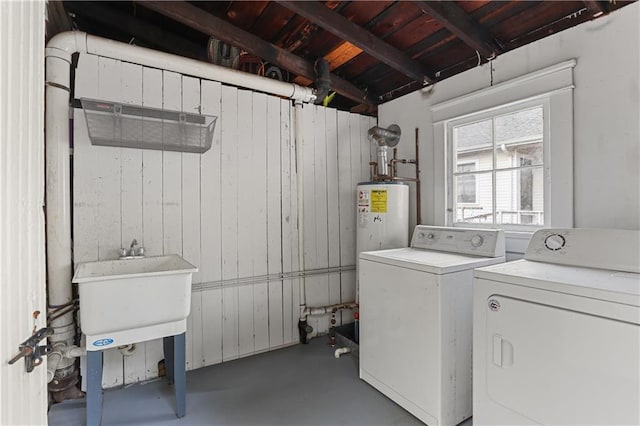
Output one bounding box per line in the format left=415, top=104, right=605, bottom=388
left=431, top=60, right=575, bottom=236
left=446, top=99, right=548, bottom=231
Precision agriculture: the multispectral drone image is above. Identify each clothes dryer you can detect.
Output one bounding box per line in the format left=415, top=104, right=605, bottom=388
left=473, top=228, right=640, bottom=425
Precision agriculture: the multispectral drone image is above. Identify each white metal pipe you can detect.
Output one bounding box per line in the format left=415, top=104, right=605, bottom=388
left=118, top=344, right=137, bottom=357
left=334, top=347, right=351, bottom=358
left=45, top=47, right=76, bottom=377
left=46, top=32, right=316, bottom=103
left=47, top=344, right=86, bottom=383
left=294, top=101, right=307, bottom=318
left=65, top=345, right=86, bottom=358
left=85, top=34, right=316, bottom=102
left=44, top=31, right=317, bottom=378
left=304, top=302, right=357, bottom=317
left=46, top=345, right=64, bottom=383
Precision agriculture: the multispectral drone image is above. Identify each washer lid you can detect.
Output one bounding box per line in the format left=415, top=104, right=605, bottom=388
left=475, top=259, right=640, bottom=306
left=360, top=247, right=505, bottom=275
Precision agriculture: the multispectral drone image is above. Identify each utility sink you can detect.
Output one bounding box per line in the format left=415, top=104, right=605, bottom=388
left=72, top=254, right=197, bottom=351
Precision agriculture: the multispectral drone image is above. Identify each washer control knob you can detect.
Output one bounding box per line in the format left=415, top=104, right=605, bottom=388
left=418, top=232, right=425, bottom=238
left=471, top=235, right=484, bottom=248
left=544, top=234, right=566, bottom=251
left=426, top=233, right=435, bottom=240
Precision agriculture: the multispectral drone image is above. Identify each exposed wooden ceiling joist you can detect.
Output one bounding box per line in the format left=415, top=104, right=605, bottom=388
left=277, top=1, right=433, bottom=85
left=583, top=0, right=609, bottom=16
left=415, top=1, right=502, bottom=59
left=60, top=0, right=634, bottom=111
left=65, top=2, right=208, bottom=61
left=137, top=1, right=372, bottom=105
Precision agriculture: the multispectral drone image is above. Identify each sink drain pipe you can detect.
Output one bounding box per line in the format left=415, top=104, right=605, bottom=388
left=45, top=31, right=316, bottom=401
left=298, top=302, right=357, bottom=343
left=334, top=347, right=351, bottom=358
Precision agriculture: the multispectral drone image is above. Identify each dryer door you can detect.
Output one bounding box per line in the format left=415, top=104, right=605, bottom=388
left=484, top=295, right=640, bottom=425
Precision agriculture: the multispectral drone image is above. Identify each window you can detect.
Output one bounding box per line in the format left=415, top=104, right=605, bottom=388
left=451, top=104, right=544, bottom=227
left=431, top=60, right=575, bottom=233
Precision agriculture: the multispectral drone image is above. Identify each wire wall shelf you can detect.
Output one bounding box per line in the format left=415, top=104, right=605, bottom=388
left=80, top=98, right=217, bottom=154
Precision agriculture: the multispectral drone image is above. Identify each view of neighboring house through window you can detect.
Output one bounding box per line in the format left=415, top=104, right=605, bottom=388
left=451, top=105, right=544, bottom=227
left=456, top=161, right=477, bottom=204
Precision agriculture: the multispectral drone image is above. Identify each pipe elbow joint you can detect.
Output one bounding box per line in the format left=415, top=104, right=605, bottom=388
left=334, top=347, right=351, bottom=358
left=291, top=85, right=317, bottom=104
left=46, top=31, right=88, bottom=62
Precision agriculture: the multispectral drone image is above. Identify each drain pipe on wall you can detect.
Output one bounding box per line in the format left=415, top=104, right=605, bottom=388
left=45, top=31, right=316, bottom=401
left=294, top=100, right=312, bottom=343
left=292, top=102, right=357, bottom=343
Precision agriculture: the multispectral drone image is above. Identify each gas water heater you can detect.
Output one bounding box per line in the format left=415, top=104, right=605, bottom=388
left=356, top=124, right=412, bottom=255
left=356, top=182, right=409, bottom=255
left=352, top=124, right=416, bottom=343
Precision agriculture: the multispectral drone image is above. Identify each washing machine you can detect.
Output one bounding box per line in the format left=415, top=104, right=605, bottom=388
left=359, top=225, right=505, bottom=425
left=473, top=228, right=640, bottom=425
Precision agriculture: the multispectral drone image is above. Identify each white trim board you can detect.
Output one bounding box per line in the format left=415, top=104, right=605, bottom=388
left=431, top=59, right=576, bottom=123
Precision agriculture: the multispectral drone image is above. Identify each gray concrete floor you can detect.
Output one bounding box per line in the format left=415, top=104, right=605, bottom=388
left=49, top=337, right=472, bottom=426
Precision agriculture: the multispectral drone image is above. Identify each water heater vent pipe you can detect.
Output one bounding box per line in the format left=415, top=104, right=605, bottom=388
left=368, top=125, right=401, bottom=177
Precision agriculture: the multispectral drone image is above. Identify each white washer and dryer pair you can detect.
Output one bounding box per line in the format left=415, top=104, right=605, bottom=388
left=473, top=228, right=640, bottom=425
left=359, top=225, right=506, bottom=426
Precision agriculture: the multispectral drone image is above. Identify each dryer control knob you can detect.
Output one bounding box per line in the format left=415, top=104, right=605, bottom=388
left=471, top=235, right=484, bottom=247
left=544, top=234, right=566, bottom=251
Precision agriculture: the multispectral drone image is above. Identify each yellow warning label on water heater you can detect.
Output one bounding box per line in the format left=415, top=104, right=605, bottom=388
left=370, top=189, right=387, bottom=213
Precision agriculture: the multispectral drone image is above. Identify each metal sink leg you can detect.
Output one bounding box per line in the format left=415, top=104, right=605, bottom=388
left=86, top=350, right=103, bottom=426
left=163, top=333, right=186, bottom=418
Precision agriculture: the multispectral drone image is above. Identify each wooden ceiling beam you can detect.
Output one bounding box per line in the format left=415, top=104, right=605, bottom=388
left=277, top=1, right=433, bottom=85
left=137, top=1, right=372, bottom=105
left=583, top=0, right=609, bottom=16
left=65, top=2, right=208, bottom=61
left=414, top=1, right=501, bottom=59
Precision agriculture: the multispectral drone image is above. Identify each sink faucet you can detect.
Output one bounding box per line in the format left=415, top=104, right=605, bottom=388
left=120, top=239, right=145, bottom=259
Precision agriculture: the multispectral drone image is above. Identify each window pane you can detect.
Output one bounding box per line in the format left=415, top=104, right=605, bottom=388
left=457, top=174, right=476, bottom=203
left=495, top=168, right=544, bottom=225
left=495, top=142, right=543, bottom=169
left=495, top=107, right=543, bottom=169
left=496, top=107, right=543, bottom=143
left=455, top=173, right=493, bottom=224
left=454, top=119, right=492, bottom=171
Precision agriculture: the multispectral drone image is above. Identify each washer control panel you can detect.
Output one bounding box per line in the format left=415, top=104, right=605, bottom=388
left=411, top=225, right=505, bottom=258
left=525, top=228, right=640, bottom=273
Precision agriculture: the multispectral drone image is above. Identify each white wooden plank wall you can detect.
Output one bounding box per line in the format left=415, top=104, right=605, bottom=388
left=141, top=67, right=165, bottom=381
left=0, top=1, right=48, bottom=423
left=73, top=55, right=373, bottom=387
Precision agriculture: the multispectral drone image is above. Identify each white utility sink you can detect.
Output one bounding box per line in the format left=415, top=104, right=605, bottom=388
left=72, top=254, right=197, bottom=351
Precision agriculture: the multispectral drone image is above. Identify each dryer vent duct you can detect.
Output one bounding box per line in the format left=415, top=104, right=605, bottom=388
left=368, top=124, right=401, bottom=177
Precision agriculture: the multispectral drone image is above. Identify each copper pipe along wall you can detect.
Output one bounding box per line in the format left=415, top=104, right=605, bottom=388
left=392, top=148, right=398, bottom=178
left=415, top=127, right=422, bottom=225
left=369, top=162, right=378, bottom=180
